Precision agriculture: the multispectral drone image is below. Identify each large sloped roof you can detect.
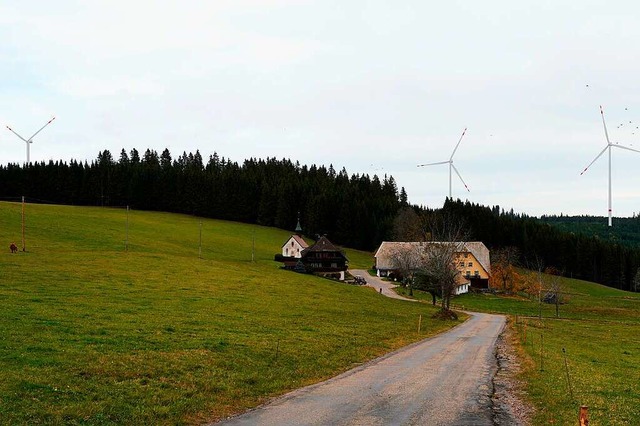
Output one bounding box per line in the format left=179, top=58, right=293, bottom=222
left=281, top=234, right=309, bottom=249
left=374, top=241, right=490, bottom=274
left=302, top=236, right=348, bottom=260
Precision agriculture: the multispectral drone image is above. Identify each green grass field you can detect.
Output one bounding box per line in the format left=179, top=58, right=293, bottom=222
left=0, top=202, right=458, bottom=425
left=399, top=275, right=640, bottom=425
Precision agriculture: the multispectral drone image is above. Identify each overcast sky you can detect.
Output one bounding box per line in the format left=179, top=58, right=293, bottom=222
left=2, top=1, right=640, bottom=218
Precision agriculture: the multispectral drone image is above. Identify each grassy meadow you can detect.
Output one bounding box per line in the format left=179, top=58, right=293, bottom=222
left=0, top=202, right=457, bottom=425
left=400, top=274, right=640, bottom=425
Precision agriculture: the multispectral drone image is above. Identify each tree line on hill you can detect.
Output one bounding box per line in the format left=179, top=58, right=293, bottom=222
left=1, top=149, right=638, bottom=292
left=420, top=199, right=640, bottom=292
left=539, top=214, right=640, bottom=248
left=0, top=148, right=402, bottom=251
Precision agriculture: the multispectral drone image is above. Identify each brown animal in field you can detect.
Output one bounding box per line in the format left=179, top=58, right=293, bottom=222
left=9, top=243, right=18, bottom=253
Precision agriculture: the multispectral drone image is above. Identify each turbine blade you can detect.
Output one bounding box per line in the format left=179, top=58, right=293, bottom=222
left=451, top=163, right=470, bottom=192
left=580, top=145, right=609, bottom=175
left=27, top=116, right=56, bottom=141
left=600, top=106, right=611, bottom=145
left=612, top=144, right=640, bottom=154
left=417, top=160, right=450, bottom=167
left=5, top=126, right=28, bottom=143
left=450, top=127, right=467, bottom=160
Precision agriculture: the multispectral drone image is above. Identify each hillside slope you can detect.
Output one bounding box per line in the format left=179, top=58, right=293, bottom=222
left=0, top=202, right=451, bottom=424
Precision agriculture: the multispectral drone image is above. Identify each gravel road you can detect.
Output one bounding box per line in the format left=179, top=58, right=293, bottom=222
left=214, top=312, right=506, bottom=426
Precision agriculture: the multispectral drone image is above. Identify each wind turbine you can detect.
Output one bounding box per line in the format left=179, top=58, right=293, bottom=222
left=580, top=106, right=640, bottom=227
left=6, top=116, right=56, bottom=165
left=417, top=128, right=470, bottom=198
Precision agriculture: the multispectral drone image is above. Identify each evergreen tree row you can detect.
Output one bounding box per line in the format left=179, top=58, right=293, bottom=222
left=539, top=214, right=640, bottom=248
left=0, top=148, right=403, bottom=251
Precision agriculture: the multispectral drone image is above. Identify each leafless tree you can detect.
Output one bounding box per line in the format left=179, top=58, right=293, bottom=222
left=543, top=268, right=566, bottom=318
left=389, top=243, right=423, bottom=296
left=526, top=255, right=546, bottom=319
left=420, top=213, right=470, bottom=313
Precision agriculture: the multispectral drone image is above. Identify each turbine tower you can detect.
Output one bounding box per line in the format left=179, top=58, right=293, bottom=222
left=580, top=106, right=640, bottom=227
left=417, top=128, right=470, bottom=198
left=6, top=116, right=56, bottom=165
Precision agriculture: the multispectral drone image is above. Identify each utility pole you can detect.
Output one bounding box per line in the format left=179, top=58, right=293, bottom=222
left=199, top=221, right=202, bottom=259
left=252, top=230, right=255, bottom=262
left=21, top=196, right=26, bottom=252
left=125, top=206, right=129, bottom=251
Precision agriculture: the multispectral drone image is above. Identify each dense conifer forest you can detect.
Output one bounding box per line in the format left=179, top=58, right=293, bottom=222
left=0, top=149, right=403, bottom=251
left=1, top=148, right=638, bottom=292
left=540, top=214, right=640, bottom=247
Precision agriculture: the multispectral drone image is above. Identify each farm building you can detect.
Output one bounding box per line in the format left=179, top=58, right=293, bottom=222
left=276, top=220, right=349, bottom=280
left=373, top=241, right=491, bottom=293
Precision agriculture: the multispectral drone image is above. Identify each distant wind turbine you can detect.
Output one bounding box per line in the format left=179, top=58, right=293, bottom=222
left=580, top=106, right=640, bottom=227
left=417, top=128, right=470, bottom=198
left=6, top=116, right=56, bottom=165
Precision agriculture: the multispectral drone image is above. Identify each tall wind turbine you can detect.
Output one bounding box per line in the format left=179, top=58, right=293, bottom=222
left=417, top=128, right=470, bottom=198
left=580, top=106, right=640, bottom=227
left=6, top=116, right=56, bottom=165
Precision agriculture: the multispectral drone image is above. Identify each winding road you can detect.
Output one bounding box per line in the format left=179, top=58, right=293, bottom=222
left=214, top=312, right=506, bottom=426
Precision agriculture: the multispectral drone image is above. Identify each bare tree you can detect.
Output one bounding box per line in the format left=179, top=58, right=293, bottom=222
left=526, top=255, right=546, bottom=319
left=634, top=267, right=640, bottom=293
left=388, top=243, right=423, bottom=296
left=420, top=213, right=470, bottom=314
left=543, top=268, right=566, bottom=318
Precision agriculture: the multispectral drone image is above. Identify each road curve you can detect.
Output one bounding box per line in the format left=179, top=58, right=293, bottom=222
left=349, top=269, right=415, bottom=301
left=213, top=312, right=506, bottom=426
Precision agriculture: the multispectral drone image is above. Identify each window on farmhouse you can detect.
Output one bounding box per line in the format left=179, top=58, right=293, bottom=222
left=468, top=262, right=472, bottom=267
left=459, top=261, right=464, bottom=267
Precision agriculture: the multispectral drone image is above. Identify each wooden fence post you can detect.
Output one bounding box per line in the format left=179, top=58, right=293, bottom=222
left=579, top=405, right=588, bottom=425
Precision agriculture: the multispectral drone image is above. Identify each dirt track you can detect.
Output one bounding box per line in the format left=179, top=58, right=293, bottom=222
left=214, top=312, right=506, bottom=426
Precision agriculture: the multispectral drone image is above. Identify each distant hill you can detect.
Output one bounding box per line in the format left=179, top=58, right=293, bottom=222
left=540, top=215, right=640, bottom=248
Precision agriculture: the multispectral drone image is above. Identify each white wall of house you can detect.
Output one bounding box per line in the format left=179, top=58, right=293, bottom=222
left=282, top=236, right=306, bottom=258
left=454, top=282, right=470, bottom=295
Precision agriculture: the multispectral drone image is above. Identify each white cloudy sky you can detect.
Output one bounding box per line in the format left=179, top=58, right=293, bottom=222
left=2, top=1, right=640, bottom=217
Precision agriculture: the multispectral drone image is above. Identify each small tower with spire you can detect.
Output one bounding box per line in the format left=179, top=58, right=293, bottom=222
left=295, top=211, right=303, bottom=236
